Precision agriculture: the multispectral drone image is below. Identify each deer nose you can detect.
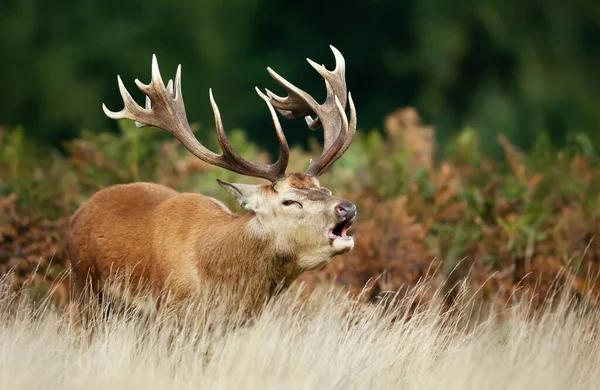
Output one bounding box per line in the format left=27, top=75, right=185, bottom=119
left=336, top=201, right=357, bottom=220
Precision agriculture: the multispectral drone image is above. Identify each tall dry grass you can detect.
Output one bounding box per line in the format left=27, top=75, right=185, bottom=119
left=0, top=273, right=599, bottom=390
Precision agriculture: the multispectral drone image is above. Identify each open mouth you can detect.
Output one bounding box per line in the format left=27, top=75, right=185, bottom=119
left=328, top=218, right=354, bottom=241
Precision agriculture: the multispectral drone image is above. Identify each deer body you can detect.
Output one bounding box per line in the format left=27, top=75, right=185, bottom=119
left=69, top=47, right=357, bottom=311
left=69, top=183, right=282, bottom=309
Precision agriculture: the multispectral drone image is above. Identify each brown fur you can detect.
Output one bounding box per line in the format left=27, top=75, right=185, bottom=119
left=282, top=172, right=320, bottom=189
left=68, top=173, right=355, bottom=314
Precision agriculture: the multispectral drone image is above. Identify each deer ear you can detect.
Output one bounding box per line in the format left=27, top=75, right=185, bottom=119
left=217, top=179, right=261, bottom=211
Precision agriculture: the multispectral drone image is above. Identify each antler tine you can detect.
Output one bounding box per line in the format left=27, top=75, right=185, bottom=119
left=255, top=87, right=290, bottom=177
left=317, top=93, right=357, bottom=175
left=264, top=45, right=356, bottom=177
left=265, top=68, right=320, bottom=121
left=209, top=89, right=289, bottom=181
left=103, top=55, right=290, bottom=182
left=305, top=46, right=347, bottom=121
left=266, top=46, right=347, bottom=132
left=305, top=96, right=349, bottom=176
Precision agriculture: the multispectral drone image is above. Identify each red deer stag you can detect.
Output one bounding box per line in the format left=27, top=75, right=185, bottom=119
left=68, top=46, right=357, bottom=313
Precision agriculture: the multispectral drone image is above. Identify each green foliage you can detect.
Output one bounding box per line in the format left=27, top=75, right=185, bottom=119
left=1, top=0, right=600, bottom=156
left=0, top=127, right=75, bottom=218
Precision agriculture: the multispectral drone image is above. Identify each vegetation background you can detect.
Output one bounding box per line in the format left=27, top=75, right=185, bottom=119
left=1, top=0, right=600, bottom=305
left=2, top=0, right=600, bottom=156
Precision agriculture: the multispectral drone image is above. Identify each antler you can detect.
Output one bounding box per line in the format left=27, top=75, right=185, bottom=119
left=103, top=55, right=290, bottom=183
left=264, top=45, right=356, bottom=177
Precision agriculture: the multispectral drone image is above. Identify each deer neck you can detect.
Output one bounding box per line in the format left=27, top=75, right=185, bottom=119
left=195, top=211, right=300, bottom=304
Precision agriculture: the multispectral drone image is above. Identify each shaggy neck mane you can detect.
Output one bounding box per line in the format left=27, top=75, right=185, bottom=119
left=193, top=210, right=299, bottom=310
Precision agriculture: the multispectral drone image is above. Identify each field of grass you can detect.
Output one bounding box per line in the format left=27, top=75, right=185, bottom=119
left=1, top=275, right=599, bottom=390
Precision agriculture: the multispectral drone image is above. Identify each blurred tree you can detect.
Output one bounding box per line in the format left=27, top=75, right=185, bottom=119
left=0, top=0, right=599, bottom=156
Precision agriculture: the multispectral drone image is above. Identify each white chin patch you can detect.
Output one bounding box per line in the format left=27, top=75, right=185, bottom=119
left=331, top=236, right=354, bottom=253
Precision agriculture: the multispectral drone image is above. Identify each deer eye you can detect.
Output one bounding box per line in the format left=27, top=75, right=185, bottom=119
left=282, top=200, right=302, bottom=208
